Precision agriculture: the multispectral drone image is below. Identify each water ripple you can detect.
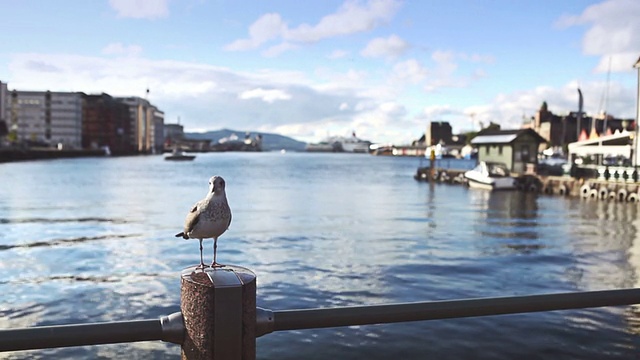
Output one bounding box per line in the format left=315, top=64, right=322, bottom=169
left=0, top=233, right=142, bottom=251
left=0, top=217, right=129, bottom=224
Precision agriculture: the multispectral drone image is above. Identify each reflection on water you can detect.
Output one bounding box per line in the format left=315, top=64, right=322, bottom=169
left=0, top=154, right=639, bottom=359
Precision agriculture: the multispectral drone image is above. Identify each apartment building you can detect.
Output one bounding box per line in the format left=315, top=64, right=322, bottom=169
left=0, top=81, right=7, bottom=123
left=152, top=108, right=165, bottom=154
left=0, top=81, right=165, bottom=153
left=82, top=93, right=134, bottom=155
left=116, top=96, right=164, bottom=154
left=0, top=81, right=7, bottom=138
left=164, top=123, right=184, bottom=142
left=7, top=90, right=82, bottom=148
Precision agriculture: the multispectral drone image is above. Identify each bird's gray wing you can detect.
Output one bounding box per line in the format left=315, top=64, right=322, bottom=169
left=183, top=203, right=201, bottom=236
left=227, top=210, right=232, bottom=229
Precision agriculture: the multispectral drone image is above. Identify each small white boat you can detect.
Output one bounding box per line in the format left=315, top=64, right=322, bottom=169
left=165, top=149, right=196, bottom=161
left=464, top=162, right=517, bottom=190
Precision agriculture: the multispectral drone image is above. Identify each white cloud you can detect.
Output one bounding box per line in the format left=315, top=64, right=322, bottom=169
left=361, top=35, right=409, bottom=60
left=313, top=68, right=370, bottom=93
left=7, top=42, right=634, bottom=146
left=421, top=105, right=463, bottom=119
left=328, top=50, right=349, bottom=59
left=224, top=13, right=286, bottom=51
left=102, top=43, right=143, bottom=57
left=391, top=59, right=427, bottom=84
left=378, top=101, right=406, bottom=116
left=431, top=50, right=457, bottom=71
left=461, top=53, right=495, bottom=64
left=556, top=0, right=640, bottom=72
left=109, top=0, right=170, bottom=19
left=238, top=88, right=292, bottom=103
left=423, top=51, right=460, bottom=91
left=262, top=42, right=298, bottom=58
left=224, top=0, right=401, bottom=55
left=285, top=0, right=401, bottom=43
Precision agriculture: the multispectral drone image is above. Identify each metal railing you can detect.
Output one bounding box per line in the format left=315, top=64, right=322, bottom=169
left=257, top=288, right=640, bottom=336
left=0, top=312, right=184, bottom=352
left=3, top=289, right=640, bottom=352
left=573, top=164, right=640, bottom=182
left=2, top=266, right=640, bottom=359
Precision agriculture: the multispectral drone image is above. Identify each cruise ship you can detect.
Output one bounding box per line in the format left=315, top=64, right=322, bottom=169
left=305, top=132, right=372, bottom=153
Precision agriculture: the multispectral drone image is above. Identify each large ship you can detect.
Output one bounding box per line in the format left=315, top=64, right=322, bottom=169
left=305, top=131, right=372, bottom=153
left=338, top=132, right=372, bottom=153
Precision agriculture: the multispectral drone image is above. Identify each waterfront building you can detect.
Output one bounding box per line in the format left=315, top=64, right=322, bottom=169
left=0, top=81, right=7, bottom=142
left=527, top=101, right=635, bottom=148
left=418, top=121, right=453, bottom=147
left=0, top=81, right=7, bottom=122
left=430, top=121, right=453, bottom=145
left=568, top=130, right=634, bottom=166
left=115, top=96, right=164, bottom=154
left=471, top=128, right=547, bottom=174
left=82, top=93, right=134, bottom=155
left=6, top=90, right=82, bottom=148
left=164, top=123, right=184, bottom=141
left=164, top=123, right=184, bottom=150
left=152, top=109, right=165, bottom=154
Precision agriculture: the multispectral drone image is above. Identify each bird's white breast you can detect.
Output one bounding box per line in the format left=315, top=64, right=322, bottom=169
left=189, top=217, right=229, bottom=239
left=187, top=199, right=231, bottom=239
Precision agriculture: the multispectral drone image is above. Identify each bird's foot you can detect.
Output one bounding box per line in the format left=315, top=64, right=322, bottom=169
left=195, top=263, right=210, bottom=271
left=210, top=262, right=225, bottom=268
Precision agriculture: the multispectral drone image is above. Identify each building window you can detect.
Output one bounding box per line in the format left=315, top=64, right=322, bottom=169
left=498, top=145, right=503, bottom=155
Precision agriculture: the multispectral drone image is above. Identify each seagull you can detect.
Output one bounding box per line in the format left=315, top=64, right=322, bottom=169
left=175, top=176, right=232, bottom=269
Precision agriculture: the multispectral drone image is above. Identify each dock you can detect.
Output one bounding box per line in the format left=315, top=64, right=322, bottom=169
left=414, top=166, right=640, bottom=203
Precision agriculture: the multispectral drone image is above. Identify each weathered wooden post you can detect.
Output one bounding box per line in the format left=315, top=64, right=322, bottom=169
left=180, top=265, right=256, bottom=360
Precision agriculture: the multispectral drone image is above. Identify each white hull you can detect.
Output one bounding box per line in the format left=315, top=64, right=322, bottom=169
left=341, top=142, right=371, bottom=153
left=465, top=176, right=516, bottom=190
left=466, top=178, right=496, bottom=190
left=464, top=162, right=517, bottom=191
left=305, top=143, right=336, bottom=152
left=322, top=133, right=372, bottom=153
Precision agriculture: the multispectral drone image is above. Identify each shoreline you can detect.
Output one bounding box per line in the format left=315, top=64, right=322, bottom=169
left=0, top=148, right=111, bottom=163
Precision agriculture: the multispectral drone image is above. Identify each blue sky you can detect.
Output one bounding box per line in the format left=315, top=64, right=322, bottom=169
left=1, top=0, right=639, bottom=144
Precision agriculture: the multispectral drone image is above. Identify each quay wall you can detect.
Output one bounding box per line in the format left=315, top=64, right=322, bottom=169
left=414, top=166, right=640, bottom=203
left=0, top=148, right=109, bottom=163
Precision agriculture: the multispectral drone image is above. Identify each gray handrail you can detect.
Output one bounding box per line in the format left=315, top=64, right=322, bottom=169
left=4, top=289, right=640, bottom=352
left=0, top=312, right=183, bottom=352
left=256, top=288, right=640, bottom=336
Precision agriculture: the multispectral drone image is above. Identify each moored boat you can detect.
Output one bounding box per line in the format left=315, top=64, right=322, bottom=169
left=305, top=141, right=341, bottom=152
left=464, top=161, right=517, bottom=190
left=339, top=132, right=372, bottom=153
left=165, top=149, right=196, bottom=161
left=306, top=131, right=372, bottom=153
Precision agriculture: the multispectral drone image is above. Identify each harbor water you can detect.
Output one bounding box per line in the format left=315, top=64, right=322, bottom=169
left=1, top=152, right=639, bottom=359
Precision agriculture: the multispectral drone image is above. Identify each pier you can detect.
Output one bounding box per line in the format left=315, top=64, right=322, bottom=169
left=414, top=165, right=640, bottom=203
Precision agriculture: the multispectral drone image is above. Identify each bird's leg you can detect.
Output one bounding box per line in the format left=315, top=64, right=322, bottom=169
left=211, top=237, right=223, bottom=268
left=197, top=238, right=206, bottom=269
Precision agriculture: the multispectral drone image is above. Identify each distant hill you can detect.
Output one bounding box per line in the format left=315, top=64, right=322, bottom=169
left=185, top=128, right=307, bottom=152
